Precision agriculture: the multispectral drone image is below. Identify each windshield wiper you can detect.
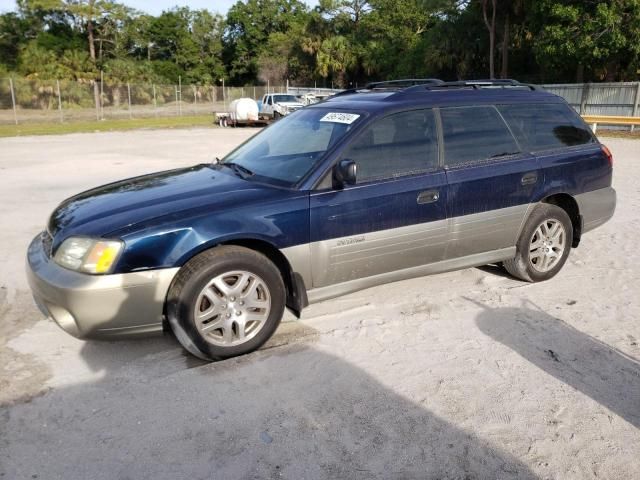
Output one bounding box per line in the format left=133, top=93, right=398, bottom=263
left=222, top=162, right=255, bottom=178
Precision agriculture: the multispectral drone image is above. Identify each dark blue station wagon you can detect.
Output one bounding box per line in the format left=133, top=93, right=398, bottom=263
left=27, top=79, right=616, bottom=360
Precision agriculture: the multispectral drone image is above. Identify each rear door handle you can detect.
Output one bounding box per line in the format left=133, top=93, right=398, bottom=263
left=521, top=172, right=538, bottom=186
left=417, top=190, right=439, bottom=204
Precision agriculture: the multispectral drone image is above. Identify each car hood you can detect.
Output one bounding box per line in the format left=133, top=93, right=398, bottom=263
left=47, top=164, right=288, bottom=244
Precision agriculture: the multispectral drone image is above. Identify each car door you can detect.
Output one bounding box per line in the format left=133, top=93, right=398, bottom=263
left=309, top=108, right=448, bottom=288
left=440, top=105, right=539, bottom=260
left=262, top=95, right=273, bottom=117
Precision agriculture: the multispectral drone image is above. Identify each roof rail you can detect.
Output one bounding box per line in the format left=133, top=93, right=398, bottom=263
left=330, top=88, right=363, bottom=98
left=422, top=79, right=541, bottom=91
left=329, top=79, right=444, bottom=99
left=328, top=78, right=540, bottom=100
left=364, top=78, right=444, bottom=90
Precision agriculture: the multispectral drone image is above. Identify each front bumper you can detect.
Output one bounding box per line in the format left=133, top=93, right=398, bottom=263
left=26, top=233, right=179, bottom=339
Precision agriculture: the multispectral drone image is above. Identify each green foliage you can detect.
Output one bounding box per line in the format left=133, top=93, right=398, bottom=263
left=532, top=0, right=640, bottom=81
left=316, top=35, right=355, bottom=84
left=18, top=41, right=96, bottom=80
left=2, top=0, right=640, bottom=87
left=224, top=0, right=309, bottom=84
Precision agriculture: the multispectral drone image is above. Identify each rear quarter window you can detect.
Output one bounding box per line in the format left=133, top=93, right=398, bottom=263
left=497, top=103, right=595, bottom=152
left=440, top=106, right=520, bottom=167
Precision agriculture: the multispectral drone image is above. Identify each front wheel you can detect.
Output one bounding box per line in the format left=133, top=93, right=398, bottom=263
left=167, top=246, right=286, bottom=360
left=504, top=204, right=573, bottom=282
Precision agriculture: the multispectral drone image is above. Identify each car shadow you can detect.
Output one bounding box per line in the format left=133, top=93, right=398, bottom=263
left=2, top=323, right=538, bottom=479
left=76, top=317, right=322, bottom=382
left=475, top=302, right=640, bottom=429
left=78, top=332, right=208, bottom=372
left=476, top=263, right=515, bottom=280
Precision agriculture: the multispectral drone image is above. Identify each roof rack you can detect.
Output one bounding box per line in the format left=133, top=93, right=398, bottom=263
left=328, top=78, right=541, bottom=100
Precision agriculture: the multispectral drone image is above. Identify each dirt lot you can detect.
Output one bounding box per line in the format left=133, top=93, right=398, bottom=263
left=0, top=129, right=638, bottom=479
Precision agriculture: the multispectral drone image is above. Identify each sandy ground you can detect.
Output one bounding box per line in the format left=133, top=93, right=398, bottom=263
left=0, top=129, right=638, bottom=479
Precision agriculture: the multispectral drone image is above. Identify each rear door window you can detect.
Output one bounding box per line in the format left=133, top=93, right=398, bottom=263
left=497, top=103, right=595, bottom=151
left=440, top=106, right=520, bottom=167
left=342, top=109, right=439, bottom=184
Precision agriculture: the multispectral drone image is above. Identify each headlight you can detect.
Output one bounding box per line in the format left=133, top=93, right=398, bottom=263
left=53, top=237, right=123, bottom=274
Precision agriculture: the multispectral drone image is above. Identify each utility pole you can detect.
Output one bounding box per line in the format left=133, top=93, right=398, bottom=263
left=178, top=76, right=182, bottom=116
left=9, top=77, right=17, bottom=125
left=222, top=77, right=226, bottom=112
left=127, top=82, right=132, bottom=119
left=100, top=70, right=104, bottom=120
left=56, top=79, right=63, bottom=123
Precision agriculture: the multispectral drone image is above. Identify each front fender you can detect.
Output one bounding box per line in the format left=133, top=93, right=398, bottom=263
left=113, top=194, right=310, bottom=274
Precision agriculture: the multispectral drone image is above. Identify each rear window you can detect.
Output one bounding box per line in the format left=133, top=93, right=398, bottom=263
left=440, top=106, right=520, bottom=167
left=497, top=103, right=595, bottom=151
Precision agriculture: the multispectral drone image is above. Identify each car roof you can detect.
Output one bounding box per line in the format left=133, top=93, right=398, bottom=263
left=309, top=80, right=563, bottom=114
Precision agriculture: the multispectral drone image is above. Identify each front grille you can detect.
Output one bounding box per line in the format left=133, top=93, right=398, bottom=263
left=41, top=231, right=53, bottom=258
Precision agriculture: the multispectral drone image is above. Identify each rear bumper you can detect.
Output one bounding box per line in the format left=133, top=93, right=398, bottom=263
left=575, top=186, right=617, bottom=234
left=26, top=233, right=179, bottom=339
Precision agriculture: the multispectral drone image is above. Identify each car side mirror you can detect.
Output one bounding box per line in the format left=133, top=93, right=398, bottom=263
left=333, top=159, right=357, bottom=188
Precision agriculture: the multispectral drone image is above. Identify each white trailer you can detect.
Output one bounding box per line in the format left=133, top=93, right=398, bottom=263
left=215, top=98, right=267, bottom=127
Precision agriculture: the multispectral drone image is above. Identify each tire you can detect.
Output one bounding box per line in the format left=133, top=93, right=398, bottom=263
left=166, top=246, right=286, bottom=361
left=504, top=204, right=573, bottom=282
left=273, top=111, right=281, bottom=120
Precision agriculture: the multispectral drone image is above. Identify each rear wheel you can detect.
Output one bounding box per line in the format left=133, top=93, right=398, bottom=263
left=167, top=246, right=285, bottom=360
left=504, top=204, right=573, bottom=282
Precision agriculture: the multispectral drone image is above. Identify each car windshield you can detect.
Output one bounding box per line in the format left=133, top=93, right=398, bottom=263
left=222, top=108, right=362, bottom=187
left=272, top=95, right=300, bottom=103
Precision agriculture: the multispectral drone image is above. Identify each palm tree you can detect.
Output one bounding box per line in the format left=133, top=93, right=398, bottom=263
left=316, top=36, right=355, bottom=87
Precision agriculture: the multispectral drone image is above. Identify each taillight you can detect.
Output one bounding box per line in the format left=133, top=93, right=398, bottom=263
left=601, top=145, right=613, bottom=167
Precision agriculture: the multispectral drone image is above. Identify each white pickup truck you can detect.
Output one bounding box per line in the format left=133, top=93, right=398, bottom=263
left=260, top=93, right=305, bottom=119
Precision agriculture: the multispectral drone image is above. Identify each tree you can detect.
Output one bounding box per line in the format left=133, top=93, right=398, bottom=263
left=0, top=12, right=40, bottom=70
left=481, top=0, right=496, bottom=78
left=532, top=0, right=640, bottom=81
left=23, top=0, right=126, bottom=109
left=3, top=0, right=640, bottom=92
left=319, top=0, right=371, bottom=30
left=363, top=0, right=440, bottom=80
left=417, top=0, right=485, bottom=80
left=316, top=35, right=355, bottom=86
left=224, top=0, right=309, bottom=84
left=143, top=8, right=225, bottom=84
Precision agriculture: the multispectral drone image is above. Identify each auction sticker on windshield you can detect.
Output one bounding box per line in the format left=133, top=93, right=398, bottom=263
left=320, top=112, right=360, bottom=124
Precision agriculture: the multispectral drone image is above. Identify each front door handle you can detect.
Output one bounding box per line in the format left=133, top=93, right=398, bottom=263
left=417, top=190, right=439, bottom=204
left=521, top=172, right=538, bottom=186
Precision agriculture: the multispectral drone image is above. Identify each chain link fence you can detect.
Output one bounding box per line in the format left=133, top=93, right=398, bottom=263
left=0, top=77, right=300, bottom=125
left=3, top=78, right=640, bottom=127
